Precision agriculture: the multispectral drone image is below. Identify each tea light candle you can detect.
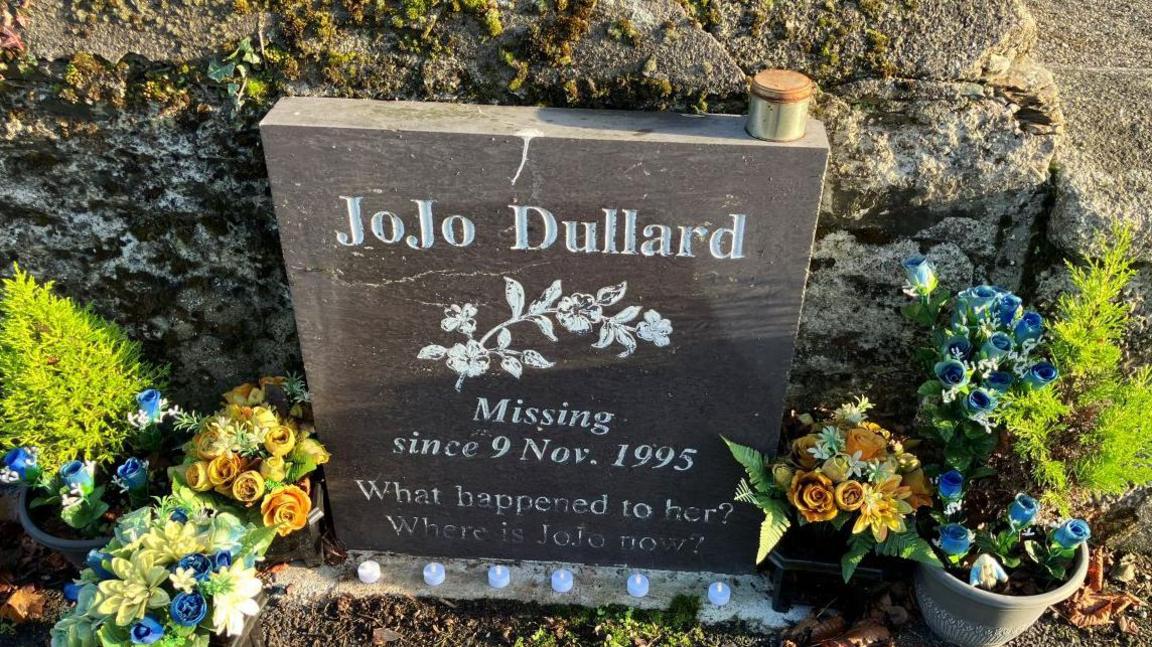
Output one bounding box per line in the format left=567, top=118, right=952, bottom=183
left=627, top=573, right=649, bottom=598
left=357, top=560, right=381, bottom=584
left=423, top=562, right=445, bottom=587
left=488, top=564, right=510, bottom=589
left=551, top=568, right=573, bottom=593
left=707, top=581, right=731, bottom=606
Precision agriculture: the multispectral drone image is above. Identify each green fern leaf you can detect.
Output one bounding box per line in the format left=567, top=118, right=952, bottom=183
left=755, top=499, right=791, bottom=564
left=876, top=530, right=942, bottom=568
left=722, top=436, right=772, bottom=493
left=841, top=533, right=874, bottom=582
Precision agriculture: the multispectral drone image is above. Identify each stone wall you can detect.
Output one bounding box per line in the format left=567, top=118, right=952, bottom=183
left=0, top=0, right=1090, bottom=415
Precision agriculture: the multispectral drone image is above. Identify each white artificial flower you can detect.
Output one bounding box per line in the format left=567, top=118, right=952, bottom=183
left=169, top=567, right=198, bottom=594
left=60, top=483, right=85, bottom=509
left=210, top=561, right=263, bottom=636
left=0, top=467, right=19, bottom=484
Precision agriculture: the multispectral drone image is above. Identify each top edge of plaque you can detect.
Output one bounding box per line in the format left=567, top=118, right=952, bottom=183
left=260, top=97, right=828, bottom=150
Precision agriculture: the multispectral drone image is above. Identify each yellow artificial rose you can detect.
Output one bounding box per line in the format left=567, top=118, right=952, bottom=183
left=771, top=462, right=794, bottom=490
left=259, top=456, right=286, bottom=482
left=264, top=426, right=296, bottom=457
left=207, top=453, right=242, bottom=487
left=261, top=485, right=311, bottom=537
left=820, top=456, right=853, bottom=483
left=845, top=427, right=888, bottom=461
left=193, top=425, right=229, bottom=461
left=250, top=406, right=280, bottom=432
left=185, top=462, right=213, bottom=492
left=787, top=470, right=838, bottom=522
left=791, top=434, right=822, bottom=470
left=223, top=382, right=265, bottom=406
left=834, top=480, right=865, bottom=512
left=296, top=438, right=330, bottom=465
left=231, top=470, right=266, bottom=505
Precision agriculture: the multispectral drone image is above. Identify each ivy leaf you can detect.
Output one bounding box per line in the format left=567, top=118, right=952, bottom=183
left=528, top=280, right=562, bottom=315
left=504, top=277, right=525, bottom=319
left=756, top=501, right=791, bottom=564
left=531, top=316, right=557, bottom=341
left=207, top=60, right=235, bottom=82
left=614, top=327, right=637, bottom=358
left=501, top=356, right=522, bottom=378
left=520, top=350, right=554, bottom=368
left=497, top=328, right=511, bottom=349
left=596, top=282, right=627, bottom=306
left=418, top=344, right=448, bottom=360
left=611, top=306, right=641, bottom=324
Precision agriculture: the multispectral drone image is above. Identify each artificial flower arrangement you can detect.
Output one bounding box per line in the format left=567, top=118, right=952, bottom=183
left=2, top=389, right=182, bottom=538
left=928, top=469, right=1090, bottom=592
left=173, top=375, right=329, bottom=538
left=50, top=484, right=276, bottom=647
left=901, top=256, right=1059, bottom=473
left=726, top=396, right=942, bottom=581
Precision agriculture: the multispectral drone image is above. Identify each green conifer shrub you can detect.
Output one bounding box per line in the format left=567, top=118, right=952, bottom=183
left=1002, top=226, right=1152, bottom=508
left=0, top=266, right=167, bottom=471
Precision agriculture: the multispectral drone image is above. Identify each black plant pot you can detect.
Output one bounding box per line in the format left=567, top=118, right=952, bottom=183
left=766, top=522, right=912, bottom=612
left=17, top=487, right=110, bottom=569
left=263, top=473, right=327, bottom=567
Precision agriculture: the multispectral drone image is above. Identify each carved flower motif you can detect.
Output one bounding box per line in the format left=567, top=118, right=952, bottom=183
left=441, top=304, right=478, bottom=335
left=636, top=310, right=672, bottom=347
left=556, top=293, right=603, bottom=334
left=446, top=340, right=490, bottom=380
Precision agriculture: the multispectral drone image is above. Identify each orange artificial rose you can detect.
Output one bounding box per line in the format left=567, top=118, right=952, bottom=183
left=223, top=382, right=265, bottom=406
left=787, top=470, right=838, bottom=522
left=901, top=468, right=935, bottom=509
left=834, top=480, right=865, bottom=512
left=193, top=425, right=229, bottom=461
left=791, top=434, right=822, bottom=470
left=845, top=427, right=888, bottom=461
left=232, top=470, right=266, bottom=505
left=261, top=485, right=312, bottom=537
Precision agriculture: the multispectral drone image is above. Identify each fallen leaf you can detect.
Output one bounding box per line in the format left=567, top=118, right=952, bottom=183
left=0, top=585, right=45, bottom=623
left=1061, top=548, right=1144, bottom=629
left=1119, top=616, right=1139, bottom=635
left=372, top=627, right=401, bottom=644
left=820, top=621, right=892, bottom=647
left=783, top=611, right=846, bottom=644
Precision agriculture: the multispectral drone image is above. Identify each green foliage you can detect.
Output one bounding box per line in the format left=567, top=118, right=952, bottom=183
left=1002, top=225, right=1152, bottom=505
left=756, top=499, right=791, bottom=564
left=0, top=266, right=167, bottom=471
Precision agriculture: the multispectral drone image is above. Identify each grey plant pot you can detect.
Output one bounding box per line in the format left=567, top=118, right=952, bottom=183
left=914, top=543, right=1090, bottom=647
left=17, top=487, right=110, bottom=569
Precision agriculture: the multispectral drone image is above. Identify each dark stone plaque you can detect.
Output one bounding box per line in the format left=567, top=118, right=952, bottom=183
left=260, top=98, right=828, bottom=573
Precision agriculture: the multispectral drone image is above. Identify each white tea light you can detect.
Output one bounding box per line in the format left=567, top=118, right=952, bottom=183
left=357, top=560, right=381, bottom=584
left=707, top=581, right=731, bottom=606
left=488, top=565, right=510, bottom=589
left=423, top=562, right=446, bottom=587
left=627, top=573, right=649, bottom=598
left=551, top=568, right=573, bottom=593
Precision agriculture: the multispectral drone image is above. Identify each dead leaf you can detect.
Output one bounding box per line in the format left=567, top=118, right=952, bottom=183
left=1061, top=548, right=1144, bottom=629
left=783, top=611, right=846, bottom=644
left=0, top=585, right=45, bottom=623
left=372, top=627, right=401, bottom=644
left=819, top=621, right=892, bottom=647
left=1119, top=616, right=1139, bottom=635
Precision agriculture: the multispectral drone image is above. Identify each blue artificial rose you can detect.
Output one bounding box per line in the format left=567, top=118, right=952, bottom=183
left=963, top=388, right=998, bottom=418
left=1053, top=519, right=1091, bottom=549
left=996, top=293, right=1023, bottom=326
left=933, top=360, right=969, bottom=389
left=981, top=332, right=1014, bottom=360
left=62, top=582, right=82, bottom=602
left=136, top=389, right=163, bottom=422
left=1023, top=362, right=1059, bottom=390
left=984, top=371, right=1015, bottom=392
left=1014, top=311, right=1044, bottom=343
left=170, top=591, right=209, bottom=627
left=177, top=553, right=214, bottom=581
left=130, top=616, right=164, bottom=645
left=938, top=523, right=973, bottom=557
left=213, top=550, right=233, bottom=571
left=59, top=460, right=94, bottom=495
left=1008, top=493, right=1038, bottom=529
left=941, top=335, right=973, bottom=361
left=170, top=508, right=189, bottom=523
left=115, top=458, right=149, bottom=493
left=956, top=285, right=1001, bottom=319
left=902, top=255, right=937, bottom=293
left=3, top=447, right=41, bottom=482
left=938, top=470, right=964, bottom=500
left=86, top=550, right=114, bottom=580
